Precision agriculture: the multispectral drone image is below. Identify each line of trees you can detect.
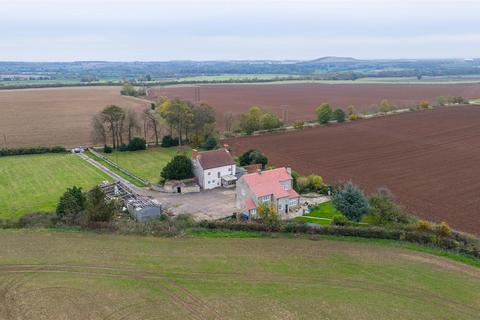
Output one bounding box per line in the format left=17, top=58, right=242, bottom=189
left=91, top=98, right=218, bottom=150
left=239, top=106, right=283, bottom=135
left=157, top=98, right=217, bottom=147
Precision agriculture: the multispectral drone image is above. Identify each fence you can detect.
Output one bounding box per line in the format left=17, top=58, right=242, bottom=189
left=87, top=148, right=150, bottom=187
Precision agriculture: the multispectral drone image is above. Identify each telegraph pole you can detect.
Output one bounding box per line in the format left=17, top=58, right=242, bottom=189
left=281, top=105, right=289, bottom=124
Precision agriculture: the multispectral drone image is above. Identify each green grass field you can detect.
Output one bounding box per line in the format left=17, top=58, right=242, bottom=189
left=0, top=154, right=111, bottom=220
left=102, top=146, right=191, bottom=183
left=176, top=74, right=299, bottom=82
left=0, top=229, right=478, bottom=319
left=295, top=201, right=340, bottom=225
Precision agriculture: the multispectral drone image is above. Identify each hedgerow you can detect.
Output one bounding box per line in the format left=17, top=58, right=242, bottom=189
left=0, top=146, right=66, bottom=157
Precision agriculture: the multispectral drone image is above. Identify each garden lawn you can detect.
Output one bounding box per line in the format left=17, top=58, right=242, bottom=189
left=295, top=201, right=340, bottom=225
left=0, top=153, right=111, bottom=220
left=102, top=147, right=190, bottom=183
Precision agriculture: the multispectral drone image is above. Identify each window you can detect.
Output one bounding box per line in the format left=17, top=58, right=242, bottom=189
left=260, top=195, right=271, bottom=203
left=228, top=167, right=232, bottom=171
left=208, top=172, right=211, bottom=175
left=217, top=172, right=220, bottom=178
left=289, top=198, right=298, bottom=206
left=282, top=181, right=290, bottom=190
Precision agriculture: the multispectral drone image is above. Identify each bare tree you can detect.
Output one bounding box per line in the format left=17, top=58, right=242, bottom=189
left=91, top=114, right=107, bottom=146
left=224, top=112, right=234, bottom=132
left=143, top=107, right=160, bottom=145
left=126, top=108, right=140, bottom=143
left=100, top=105, right=126, bottom=149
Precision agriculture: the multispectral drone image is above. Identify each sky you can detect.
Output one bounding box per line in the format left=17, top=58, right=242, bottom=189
left=0, top=0, right=479, bottom=61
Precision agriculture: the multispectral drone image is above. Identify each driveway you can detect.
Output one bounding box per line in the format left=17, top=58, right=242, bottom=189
left=144, top=188, right=237, bottom=220
left=77, top=152, right=236, bottom=220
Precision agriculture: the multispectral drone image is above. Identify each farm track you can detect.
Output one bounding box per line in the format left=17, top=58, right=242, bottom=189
left=0, top=263, right=479, bottom=319
left=224, top=105, right=480, bottom=234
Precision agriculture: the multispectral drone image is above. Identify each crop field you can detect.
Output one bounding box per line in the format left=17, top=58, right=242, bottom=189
left=0, top=86, right=150, bottom=147
left=0, top=230, right=479, bottom=320
left=224, top=105, right=480, bottom=235
left=101, top=147, right=190, bottom=183
left=148, top=83, right=480, bottom=128
left=0, top=153, right=111, bottom=220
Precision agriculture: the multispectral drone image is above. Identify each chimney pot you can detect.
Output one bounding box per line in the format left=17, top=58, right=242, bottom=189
left=286, top=167, right=292, bottom=176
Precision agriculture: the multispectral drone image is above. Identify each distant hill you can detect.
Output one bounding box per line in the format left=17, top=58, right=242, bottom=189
left=306, top=56, right=360, bottom=63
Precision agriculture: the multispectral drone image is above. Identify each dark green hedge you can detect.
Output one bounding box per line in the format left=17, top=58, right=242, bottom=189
left=198, top=221, right=480, bottom=259
left=0, top=146, right=66, bottom=157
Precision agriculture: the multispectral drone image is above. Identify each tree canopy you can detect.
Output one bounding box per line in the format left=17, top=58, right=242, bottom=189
left=316, top=103, right=332, bottom=124
left=161, top=155, right=194, bottom=181
left=238, top=149, right=268, bottom=169
left=332, top=182, right=370, bottom=222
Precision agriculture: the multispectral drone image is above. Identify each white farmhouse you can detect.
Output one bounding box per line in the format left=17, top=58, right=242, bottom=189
left=192, top=148, right=237, bottom=189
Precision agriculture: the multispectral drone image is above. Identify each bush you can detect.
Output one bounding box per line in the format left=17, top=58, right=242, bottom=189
left=238, top=149, right=268, bottom=169
left=0, top=146, right=66, bottom=157
left=332, top=215, right=351, bottom=226
left=368, top=189, right=417, bottom=225
left=436, top=222, right=452, bottom=237
left=420, top=100, right=430, bottom=109
left=297, top=176, right=309, bottom=193
left=119, top=143, right=129, bottom=152
left=161, top=135, right=179, bottom=147
left=161, top=155, right=194, bottom=181
left=346, top=105, right=357, bottom=116
left=127, top=137, right=147, bottom=151
left=307, top=174, right=323, bottom=191
left=120, top=83, right=146, bottom=97
left=291, top=170, right=300, bottom=192
left=436, top=96, right=446, bottom=106
left=239, top=106, right=263, bottom=135
left=260, top=112, right=282, bottom=130
left=333, top=109, right=346, bottom=123
left=417, top=220, right=433, bottom=231
left=202, top=135, right=218, bottom=150
left=103, top=145, right=113, bottom=153
left=348, top=114, right=360, bottom=121
left=332, top=182, right=370, bottom=222
left=256, top=202, right=279, bottom=230
left=18, top=213, right=57, bottom=228
left=379, top=99, right=392, bottom=113
left=316, top=103, right=332, bottom=124
left=86, top=186, right=117, bottom=222
left=292, top=119, right=305, bottom=129
left=56, top=186, right=86, bottom=218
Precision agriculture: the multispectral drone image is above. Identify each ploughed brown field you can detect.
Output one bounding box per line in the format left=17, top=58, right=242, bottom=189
left=224, top=106, right=480, bottom=235
left=149, top=83, right=480, bottom=127
left=0, top=87, right=150, bottom=147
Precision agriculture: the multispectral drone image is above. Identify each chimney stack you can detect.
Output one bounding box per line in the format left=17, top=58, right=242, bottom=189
left=192, top=149, right=198, bottom=160
left=286, top=167, right=292, bottom=176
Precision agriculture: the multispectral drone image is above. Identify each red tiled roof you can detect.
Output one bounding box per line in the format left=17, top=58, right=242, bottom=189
left=195, top=149, right=235, bottom=170
left=245, top=198, right=256, bottom=210
left=287, top=188, right=300, bottom=198
left=243, top=167, right=298, bottom=199
left=243, top=164, right=262, bottom=173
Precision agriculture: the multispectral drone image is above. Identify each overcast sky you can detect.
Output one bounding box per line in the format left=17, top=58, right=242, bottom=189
left=1, top=0, right=479, bottom=61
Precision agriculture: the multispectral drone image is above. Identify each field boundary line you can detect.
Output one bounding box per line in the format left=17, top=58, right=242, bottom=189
left=76, top=153, right=145, bottom=193
left=86, top=149, right=149, bottom=186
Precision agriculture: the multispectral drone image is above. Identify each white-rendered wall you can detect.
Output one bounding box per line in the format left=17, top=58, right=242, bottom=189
left=202, top=164, right=235, bottom=190
left=192, top=159, right=204, bottom=188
